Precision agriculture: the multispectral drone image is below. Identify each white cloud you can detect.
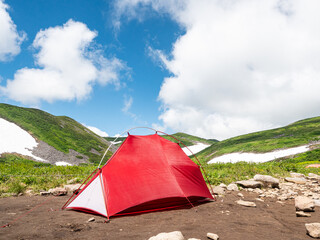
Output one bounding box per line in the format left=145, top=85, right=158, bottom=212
left=1, top=19, right=125, bottom=105
left=82, top=124, right=109, bottom=137
left=115, top=0, right=320, bottom=140
left=0, top=0, right=26, bottom=61
left=122, top=95, right=138, bottom=121
left=122, top=95, right=133, bottom=113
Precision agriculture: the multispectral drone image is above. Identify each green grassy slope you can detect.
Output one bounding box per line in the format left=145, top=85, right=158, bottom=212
left=0, top=103, right=112, bottom=163
left=162, top=132, right=217, bottom=146
left=197, top=116, right=320, bottom=162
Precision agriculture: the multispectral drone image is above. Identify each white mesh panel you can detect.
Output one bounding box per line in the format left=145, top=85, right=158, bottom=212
left=67, top=175, right=108, bottom=217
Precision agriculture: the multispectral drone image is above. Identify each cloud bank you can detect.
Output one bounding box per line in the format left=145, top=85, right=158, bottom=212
left=83, top=124, right=109, bottom=137
left=0, top=0, right=26, bottom=61
left=1, top=19, right=125, bottom=105
left=115, top=0, right=320, bottom=140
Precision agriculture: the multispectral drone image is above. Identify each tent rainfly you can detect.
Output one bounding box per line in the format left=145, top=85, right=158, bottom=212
left=62, top=133, right=214, bottom=218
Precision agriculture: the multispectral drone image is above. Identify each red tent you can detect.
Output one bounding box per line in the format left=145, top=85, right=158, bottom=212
left=63, top=133, right=213, bottom=218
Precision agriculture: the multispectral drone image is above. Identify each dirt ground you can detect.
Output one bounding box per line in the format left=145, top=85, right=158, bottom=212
left=1, top=191, right=319, bottom=240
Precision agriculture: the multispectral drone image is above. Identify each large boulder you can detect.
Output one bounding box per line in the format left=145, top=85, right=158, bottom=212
left=306, top=223, right=320, bottom=238
left=253, top=174, right=280, bottom=188
left=148, top=231, right=184, bottom=240
left=236, top=180, right=262, bottom=189
left=295, top=196, right=315, bottom=212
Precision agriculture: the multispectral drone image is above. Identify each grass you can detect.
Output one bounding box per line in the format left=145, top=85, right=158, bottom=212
left=0, top=103, right=112, bottom=163
left=201, top=148, right=320, bottom=185
left=1, top=148, right=320, bottom=196
left=0, top=154, right=96, bottom=196
left=1, top=110, right=320, bottom=196
left=198, top=116, right=320, bottom=162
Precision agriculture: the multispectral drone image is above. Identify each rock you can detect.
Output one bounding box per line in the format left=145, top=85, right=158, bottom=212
left=148, top=231, right=184, bottom=240
left=236, top=180, right=262, bottom=189
left=227, top=183, right=238, bottom=191
left=236, top=199, right=256, bottom=207
left=187, top=239, right=200, bottom=240
left=253, top=188, right=263, bottom=194
left=308, top=173, right=320, bottom=180
left=25, top=190, right=34, bottom=196
left=296, top=211, right=311, bottom=217
left=212, top=186, right=225, bottom=195
left=306, top=223, right=320, bottom=238
left=285, top=177, right=307, bottom=184
left=314, top=200, right=320, bottom=207
left=48, top=187, right=67, bottom=196
left=237, top=193, right=244, bottom=198
left=219, top=183, right=227, bottom=189
left=253, top=174, right=280, bottom=188
left=207, top=233, right=219, bottom=240
left=295, top=196, right=315, bottom=212
left=87, top=217, right=95, bottom=222
left=277, top=195, right=288, bottom=201
left=64, top=184, right=82, bottom=193
left=290, top=172, right=305, bottom=178
left=40, top=191, right=51, bottom=196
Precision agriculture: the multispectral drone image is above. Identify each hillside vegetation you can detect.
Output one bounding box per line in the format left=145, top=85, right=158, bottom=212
left=105, top=132, right=217, bottom=148
left=0, top=103, right=112, bottom=163
left=197, top=116, right=320, bottom=162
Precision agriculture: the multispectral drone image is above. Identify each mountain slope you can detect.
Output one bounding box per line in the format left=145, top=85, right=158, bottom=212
left=197, top=116, right=320, bottom=162
left=105, top=132, right=217, bottom=148
left=0, top=103, right=113, bottom=164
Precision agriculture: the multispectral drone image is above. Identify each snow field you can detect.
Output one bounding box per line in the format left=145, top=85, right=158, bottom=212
left=182, top=143, right=210, bottom=156
left=0, top=117, right=46, bottom=162
left=208, top=145, right=310, bottom=164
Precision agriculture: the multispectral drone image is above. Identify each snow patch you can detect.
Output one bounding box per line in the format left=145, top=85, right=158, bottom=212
left=0, top=117, right=46, bottom=162
left=208, top=145, right=310, bottom=164
left=55, top=161, right=72, bottom=166
left=183, top=143, right=210, bottom=156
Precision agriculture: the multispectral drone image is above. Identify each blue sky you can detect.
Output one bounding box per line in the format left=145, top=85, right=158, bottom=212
left=0, top=0, right=182, bottom=137
left=1, top=0, right=320, bottom=140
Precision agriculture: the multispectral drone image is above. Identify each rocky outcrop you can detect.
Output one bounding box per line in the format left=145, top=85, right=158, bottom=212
left=32, top=140, right=89, bottom=165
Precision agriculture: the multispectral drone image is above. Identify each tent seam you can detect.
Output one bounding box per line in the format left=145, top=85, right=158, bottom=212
left=157, top=135, right=194, bottom=208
